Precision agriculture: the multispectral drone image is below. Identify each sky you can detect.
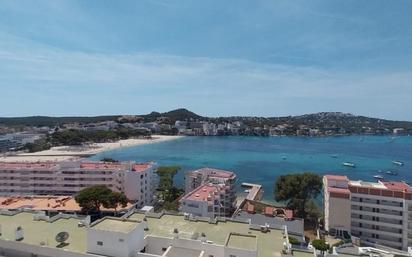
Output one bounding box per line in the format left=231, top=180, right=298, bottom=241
left=0, top=0, right=412, bottom=120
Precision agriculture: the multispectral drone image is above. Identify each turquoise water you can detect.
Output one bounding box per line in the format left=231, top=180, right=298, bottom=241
left=91, top=136, right=412, bottom=200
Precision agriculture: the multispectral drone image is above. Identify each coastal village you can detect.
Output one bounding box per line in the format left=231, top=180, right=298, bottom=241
left=0, top=112, right=410, bottom=257
left=0, top=122, right=411, bottom=257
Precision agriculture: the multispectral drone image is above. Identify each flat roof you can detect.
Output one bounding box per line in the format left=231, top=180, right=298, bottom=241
left=166, top=246, right=202, bottom=257
left=226, top=233, right=257, bottom=251
left=0, top=196, right=134, bottom=212
left=128, top=213, right=283, bottom=257
left=324, top=175, right=348, bottom=181
left=0, top=212, right=86, bottom=252
left=182, top=184, right=218, bottom=201
left=91, top=217, right=139, bottom=233
left=349, top=180, right=387, bottom=189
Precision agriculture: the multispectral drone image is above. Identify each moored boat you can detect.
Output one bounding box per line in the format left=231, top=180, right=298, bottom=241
left=392, top=161, right=404, bottom=166
left=373, top=175, right=384, bottom=179
left=342, top=162, right=356, bottom=168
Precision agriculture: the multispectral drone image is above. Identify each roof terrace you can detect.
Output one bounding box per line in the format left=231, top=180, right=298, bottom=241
left=0, top=212, right=87, bottom=252
left=91, top=217, right=140, bottom=233
left=127, top=213, right=284, bottom=257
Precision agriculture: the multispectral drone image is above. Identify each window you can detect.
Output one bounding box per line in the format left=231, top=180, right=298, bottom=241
left=119, top=238, right=124, bottom=242
left=162, top=247, right=167, bottom=251
left=97, top=241, right=103, bottom=246
left=209, top=255, right=214, bottom=257
left=230, top=255, right=236, bottom=257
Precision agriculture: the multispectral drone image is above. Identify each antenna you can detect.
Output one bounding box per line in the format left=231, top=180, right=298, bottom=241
left=55, top=231, right=69, bottom=247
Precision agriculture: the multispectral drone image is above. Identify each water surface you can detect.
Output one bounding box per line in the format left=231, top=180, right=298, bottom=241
left=91, top=136, right=412, bottom=200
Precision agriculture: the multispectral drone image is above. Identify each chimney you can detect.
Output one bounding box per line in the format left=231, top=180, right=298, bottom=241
left=173, top=228, right=179, bottom=239
left=200, top=232, right=206, bottom=243
left=143, top=217, right=149, bottom=231
left=15, top=226, right=24, bottom=241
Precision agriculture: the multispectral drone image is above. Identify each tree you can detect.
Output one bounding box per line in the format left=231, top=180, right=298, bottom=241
left=312, top=239, right=329, bottom=256
left=100, top=157, right=119, bottom=163
left=305, top=199, right=322, bottom=228
left=155, top=166, right=184, bottom=211
left=75, top=185, right=128, bottom=215
left=104, top=191, right=128, bottom=214
left=274, top=172, right=322, bottom=218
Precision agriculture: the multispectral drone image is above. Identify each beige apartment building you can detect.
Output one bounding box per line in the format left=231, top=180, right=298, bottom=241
left=181, top=167, right=237, bottom=217
left=324, top=175, right=412, bottom=251
left=0, top=160, right=158, bottom=206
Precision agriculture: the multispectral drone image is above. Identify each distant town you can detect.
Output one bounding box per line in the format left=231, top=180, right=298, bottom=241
left=1, top=109, right=411, bottom=153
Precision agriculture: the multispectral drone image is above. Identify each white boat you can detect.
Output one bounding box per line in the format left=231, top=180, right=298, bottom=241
left=392, top=161, right=404, bottom=166
left=342, top=162, right=356, bottom=168
left=373, top=175, right=384, bottom=179
left=385, top=170, right=398, bottom=176
left=244, top=189, right=250, bottom=193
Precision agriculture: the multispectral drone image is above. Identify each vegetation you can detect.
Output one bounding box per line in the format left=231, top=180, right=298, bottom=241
left=100, top=157, right=119, bottom=163
left=312, top=239, right=329, bottom=255
left=155, top=166, right=184, bottom=211
left=0, top=115, right=120, bottom=127
left=24, top=138, right=52, bottom=152
left=50, top=129, right=150, bottom=146
left=23, top=128, right=151, bottom=153
left=3, top=109, right=412, bottom=135
left=274, top=172, right=322, bottom=219
left=288, top=236, right=300, bottom=245
left=305, top=199, right=322, bottom=227
left=75, top=185, right=128, bottom=215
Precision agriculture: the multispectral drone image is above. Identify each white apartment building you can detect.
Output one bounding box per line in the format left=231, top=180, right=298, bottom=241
left=0, top=210, right=288, bottom=257
left=182, top=168, right=237, bottom=217
left=324, top=175, right=412, bottom=251
left=0, top=160, right=158, bottom=206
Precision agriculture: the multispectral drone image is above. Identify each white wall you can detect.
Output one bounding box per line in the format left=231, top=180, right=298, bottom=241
left=87, top=223, right=145, bottom=257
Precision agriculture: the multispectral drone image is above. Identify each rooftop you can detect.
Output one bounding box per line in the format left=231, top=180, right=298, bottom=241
left=0, top=212, right=86, bottom=252
left=166, top=246, right=202, bottom=257
left=91, top=217, right=140, bottom=233
left=182, top=184, right=219, bottom=201
left=226, top=233, right=257, bottom=251
left=324, top=175, right=348, bottom=181
left=189, top=167, right=235, bottom=179
left=0, top=160, right=153, bottom=173
left=0, top=196, right=133, bottom=212
left=127, top=213, right=284, bottom=257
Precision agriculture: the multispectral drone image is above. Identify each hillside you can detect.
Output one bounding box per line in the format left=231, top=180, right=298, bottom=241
left=1, top=109, right=412, bottom=134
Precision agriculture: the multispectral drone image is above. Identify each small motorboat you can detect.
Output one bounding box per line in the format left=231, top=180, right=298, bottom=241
left=385, top=171, right=398, bottom=176
left=331, top=154, right=338, bottom=158
left=373, top=175, right=384, bottom=180
left=282, top=156, right=287, bottom=160
left=342, top=162, right=356, bottom=168
left=392, top=161, right=404, bottom=166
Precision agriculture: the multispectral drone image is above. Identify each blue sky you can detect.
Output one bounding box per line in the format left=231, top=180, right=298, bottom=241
left=1, top=0, right=412, bottom=120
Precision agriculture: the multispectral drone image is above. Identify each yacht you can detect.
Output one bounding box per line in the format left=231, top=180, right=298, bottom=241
left=392, top=161, right=404, bottom=166
left=373, top=175, right=384, bottom=180
left=385, top=170, right=398, bottom=176
left=342, top=162, right=356, bottom=168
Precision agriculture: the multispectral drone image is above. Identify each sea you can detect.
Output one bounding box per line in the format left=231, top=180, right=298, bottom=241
left=90, top=136, right=412, bottom=201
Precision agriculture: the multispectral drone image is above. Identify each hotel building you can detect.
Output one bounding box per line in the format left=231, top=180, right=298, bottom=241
left=0, top=161, right=158, bottom=206
left=324, top=175, right=412, bottom=250
left=181, top=168, right=237, bottom=218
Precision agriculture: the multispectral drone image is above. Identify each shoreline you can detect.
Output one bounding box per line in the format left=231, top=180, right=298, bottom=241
left=0, top=135, right=184, bottom=162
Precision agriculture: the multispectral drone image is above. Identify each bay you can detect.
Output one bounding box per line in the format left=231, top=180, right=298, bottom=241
left=90, top=136, right=412, bottom=200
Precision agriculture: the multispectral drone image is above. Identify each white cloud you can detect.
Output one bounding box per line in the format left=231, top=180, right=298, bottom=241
left=0, top=31, right=411, bottom=119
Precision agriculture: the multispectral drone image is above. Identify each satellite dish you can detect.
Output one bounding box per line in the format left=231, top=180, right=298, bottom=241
left=55, top=231, right=69, bottom=244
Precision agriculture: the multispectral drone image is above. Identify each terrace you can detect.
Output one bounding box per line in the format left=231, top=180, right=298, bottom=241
left=0, top=212, right=87, bottom=252
left=128, top=213, right=284, bottom=257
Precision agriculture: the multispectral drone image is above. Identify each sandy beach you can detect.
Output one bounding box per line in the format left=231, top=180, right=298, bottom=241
left=0, top=135, right=184, bottom=162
